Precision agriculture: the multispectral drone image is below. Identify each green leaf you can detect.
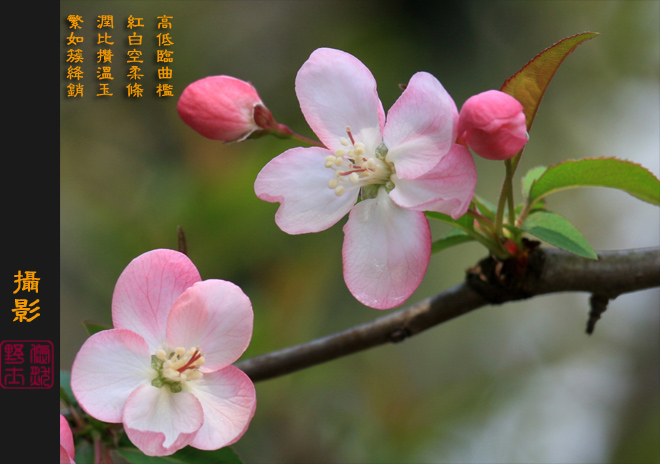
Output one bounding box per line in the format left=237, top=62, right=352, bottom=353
left=472, top=195, right=497, bottom=221
left=521, top=210, right=597, bottom=259
left=522, top=166, right=548, bottom=199
left=117, top=446, right=243, bottom=464
left=75, top=441, right=95, bottom=464
left=427, top=211, right=511, bottom=258
left=82, top=320, right=112, bottom=336
left=425, top=211, right=474, bottom=232
left=432, top=229, right=475, bottom=254
left=528, top=158, right=660, bottom=207
left=501, top=32, right=600, bottom=133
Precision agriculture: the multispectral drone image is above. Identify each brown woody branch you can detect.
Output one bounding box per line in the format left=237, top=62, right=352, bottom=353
left=236, top=247, right=660, bottom=382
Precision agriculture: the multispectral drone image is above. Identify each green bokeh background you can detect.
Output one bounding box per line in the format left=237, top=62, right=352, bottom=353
left=60, top=2, right=659, bottom=463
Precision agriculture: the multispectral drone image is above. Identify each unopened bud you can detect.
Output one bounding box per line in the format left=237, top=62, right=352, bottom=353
left=457, top=90, right=529, bottom=160
left=177, top=75, right=266, bottom=142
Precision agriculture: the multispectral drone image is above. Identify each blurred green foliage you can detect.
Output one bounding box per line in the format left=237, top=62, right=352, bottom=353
left=61, top=1, right=659, bottom=463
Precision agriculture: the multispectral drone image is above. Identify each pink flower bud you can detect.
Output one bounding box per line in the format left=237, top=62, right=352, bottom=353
left=177, top=75, right=265, bottom=142
left=457, top=90, right=529, bottom=160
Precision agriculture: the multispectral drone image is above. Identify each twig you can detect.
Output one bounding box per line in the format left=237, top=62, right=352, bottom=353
left=586, top=294, right=610, bottom=335
left=236, top=247, right=660, bottom=382
left=177, top=226, right=187, bottom=256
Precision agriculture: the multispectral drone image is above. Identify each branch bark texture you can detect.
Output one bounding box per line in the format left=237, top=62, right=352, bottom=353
left=236, top=247, right=660, bottom=383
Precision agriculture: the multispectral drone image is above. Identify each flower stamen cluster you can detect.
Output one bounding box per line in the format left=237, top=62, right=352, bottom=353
left=325, top=127, right=393, bottom=197
left=151, top=346, right=205, bottom=392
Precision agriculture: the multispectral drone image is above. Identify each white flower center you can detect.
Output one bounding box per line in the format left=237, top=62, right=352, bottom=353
left=151, top=346, right=205, bottom=393
left=325, top=127, right=394, bottom=197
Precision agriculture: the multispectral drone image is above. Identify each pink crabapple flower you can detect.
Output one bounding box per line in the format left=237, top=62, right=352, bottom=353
left=177, top=75, right=266, bottom=142
left=254, top=48, right=477, bottom=310
left=60, top=414, right=76, bottom=464
left=70, top=249, right=256, bottom=457
left=457, top=89, right=529, bottom=160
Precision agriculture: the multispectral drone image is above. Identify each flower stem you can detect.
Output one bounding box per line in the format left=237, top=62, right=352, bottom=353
left=452, top=215, right=508, bottom=259
left=466, top=209, right=511, bottom=258
left=69, top=404, right=86, bottom=430
left=505, top=158, right=516, bottom=227
left=467, top=208, right=495, bottom=233
left=275, top=123, right=324, bottom=147
left=494, top=166, right=508, bottom=237
left=495, top=159, right=516, bottom=236
left=473, top=235, right=509, bottom=260
left=94, top=433, right=103, bottom=464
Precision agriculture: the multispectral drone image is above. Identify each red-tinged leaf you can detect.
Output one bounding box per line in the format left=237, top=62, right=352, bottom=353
left=501, top=32, right=600, bottom=133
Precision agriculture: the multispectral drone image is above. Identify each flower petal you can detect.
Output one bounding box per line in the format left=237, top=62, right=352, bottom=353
left=60, top=446, right=75, bottom=464
left=71, top=329, right=152, bottom=423
left=342, top=187, right=431, bottom=309
left=389, top=144, right=477, bottom=219
left=112, top=249, right=201, bottom=350
left=254, top=146, right=358, bottom=234
left=60, top=414, right=75, bottom=464
left=123, top=385, right=204, bottom=456
left=383, top=72, right=459, bottom=179
left=187, top=366, right=257, bottom=450
left=167, top=280, right=253, bottom=371
left=295, top=48, right=385, bottom=153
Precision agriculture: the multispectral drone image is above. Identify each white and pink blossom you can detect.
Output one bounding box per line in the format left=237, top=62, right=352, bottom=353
left=60, top=414, right=76, bottom=464
left=255, top=48, right=477, bottom=309
left=458, top=89, right=529, bottom=160
left=71, top=249, right=256, bottom=457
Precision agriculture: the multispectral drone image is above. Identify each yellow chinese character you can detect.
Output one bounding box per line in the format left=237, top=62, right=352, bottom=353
left=127, top=15, right=144, bottom=29
left=156, top=49, right=173, bottom=63
left=97, top=49, right=113, bottom=63
left=12, top=299, right=40, bottom=322
left=13, top=271, right=40, bottom=293
left=66, top=49, right=84, bottom=63
left=67, top=15, right=84, bottom=29
left=97, top=67, right=114, bottom=80
left=127, top=82, right=143, bottom=98
left=127, top=66, right=143, bottom=80
left=156, top=83, right=174, bottom=97
left=157, top=15, right=173, bottom=29
left=128, top=32, right=142, bottom=46
left=157, top=32, right=174, bottom=47
left=126, top=49, right=143, bottom=63
left=67, top=83, right=84, bottom=97
left=66, top=66, right=84, bottom=80
left=97, top=32, right=114, bottom=45
left=97, top=15, right=114, bottom=28
left=97, top=83, right=113, bottom=96
left=66, top=32, right=84, bottom=46
left=157, top=66, right=172, bottom=79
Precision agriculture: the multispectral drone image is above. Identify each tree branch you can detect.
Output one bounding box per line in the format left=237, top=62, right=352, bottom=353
left=236, top=247, right=660, bottom=382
